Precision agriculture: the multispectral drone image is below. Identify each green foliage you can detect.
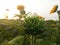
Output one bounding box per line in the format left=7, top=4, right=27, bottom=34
left=57, top=10, right=60, bottom=45
left=36, top=39, right=56, bottom=45
left=57, top=36, right=60, bottom=45
left=8, top=36, right=24, bottom=45
left=0, top=17, right=58, bottom=45
left=20, top=10, right=26, bottom=15
left=57, top=10, right=60, bottom=15
left=0, top=19, right=24, bottom=44
left=23, top=16, right=45, bottom=35
left=37, top=28, right=58, bottom=43
left=1, top=43, right=12, bottom=45
left=37, top=20, right=58, bottom=43
left=23, top=16, right=45, bottom=45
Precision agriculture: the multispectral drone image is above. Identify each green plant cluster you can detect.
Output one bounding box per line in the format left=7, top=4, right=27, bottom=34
left=0, top=16, right=59, bottom=45
left=0, top=19, right=24, bottom=44
left=23, top=16, right=45, bottom=35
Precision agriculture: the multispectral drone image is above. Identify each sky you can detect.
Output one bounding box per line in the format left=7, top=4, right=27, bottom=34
left=0, top=0, right=60, bottom=20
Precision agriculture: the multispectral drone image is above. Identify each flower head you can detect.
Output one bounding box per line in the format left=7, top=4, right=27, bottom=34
left=50, top=5, right=58, bottom=14
left=17, top=5, right=25, bottom=10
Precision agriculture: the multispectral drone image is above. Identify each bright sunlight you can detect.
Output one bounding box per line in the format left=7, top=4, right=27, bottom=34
left=0, top=0, right=20, bottom=19
left=0, top=0, right=60, bottom=20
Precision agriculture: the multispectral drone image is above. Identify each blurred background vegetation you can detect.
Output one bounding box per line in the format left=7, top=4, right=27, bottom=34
left=0, top=17, right=58, bottom=45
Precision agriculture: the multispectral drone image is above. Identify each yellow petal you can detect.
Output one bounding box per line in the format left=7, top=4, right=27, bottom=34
left=50, top=5, right=58, bottom=14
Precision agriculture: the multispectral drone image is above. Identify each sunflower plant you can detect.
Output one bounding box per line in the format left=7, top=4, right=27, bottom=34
left=15, top=5, right=30, bottom=20
left=23, top=16, right=45, bottom=45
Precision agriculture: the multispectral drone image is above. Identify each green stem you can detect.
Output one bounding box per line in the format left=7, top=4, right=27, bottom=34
left=31, top=35, right=36, bottom=45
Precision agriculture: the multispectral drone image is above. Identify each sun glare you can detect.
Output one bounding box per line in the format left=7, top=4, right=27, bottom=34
left=0, top=0, right=41, bottom=19
left=0, top=0, right=20, bottom=19
left=0, top=0, right=60, bottom=20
